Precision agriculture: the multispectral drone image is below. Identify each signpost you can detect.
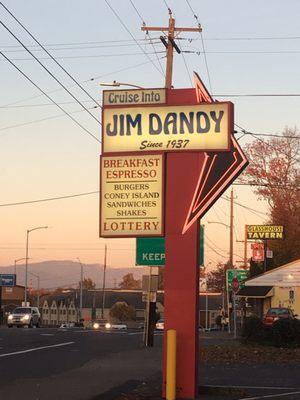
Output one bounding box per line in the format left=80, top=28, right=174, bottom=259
left=246, top=225, right=284, bottom=240
left=0, top=274, right=16, bottom=287
left=99, top=15, right=248, bottom=399
left=136, top=225, right=205, bottom=266
left=226, top=269, right=249, bottom=292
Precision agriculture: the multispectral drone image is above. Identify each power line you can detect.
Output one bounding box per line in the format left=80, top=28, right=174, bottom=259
left=184, top=0, right=213, bottom=94
left=214, top=93, right=300, bottom=98
left=1, top=57, right=164, bottom=108
left=0, top=99, right=102, bottom=109
left=0, top=191, right=99, bottom=207
left=0, top=50, right=165, bottom=62
left=0, top=22, right=102, bottom=127
left=1, top=2, right=102, bottom=110
left=0, top=106, right=99, bottom=133
left=0, top=51, right=100, bottom=143
left=128, top=0, right=165, bottom=76
left=104, top=0, right=164, bottom=77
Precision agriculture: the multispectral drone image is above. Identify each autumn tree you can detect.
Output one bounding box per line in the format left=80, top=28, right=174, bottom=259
left=206, top=262, right=231, bottom=292
left=109, top=302, right=136, bottom=322
left=118, top=273, right=141, bottom=289
left=78, top=278, right=96, bottom=290
left=243, top=128, right=300, bottom=267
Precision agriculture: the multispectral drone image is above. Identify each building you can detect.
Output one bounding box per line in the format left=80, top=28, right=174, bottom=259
left=237, top=259, right=300, bottom=318
left=0, top=285, right=25, bottom=313
left=40, top=289, right=223, bottom=328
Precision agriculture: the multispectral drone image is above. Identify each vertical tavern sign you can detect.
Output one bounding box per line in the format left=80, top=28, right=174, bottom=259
left=100, top=153, right=164, bottom=237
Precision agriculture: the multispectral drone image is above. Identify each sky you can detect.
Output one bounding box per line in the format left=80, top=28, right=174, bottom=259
left=0, top=0, right=299, bottom=279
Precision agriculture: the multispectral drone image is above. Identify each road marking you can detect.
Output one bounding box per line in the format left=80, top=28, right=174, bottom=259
left=205, top=385, right=299, bottom=391
left=40, top=334, right=54, bottom=336
left=239, top=391, right=300, bottom=400
left=0, top=341, right=74, bottom=358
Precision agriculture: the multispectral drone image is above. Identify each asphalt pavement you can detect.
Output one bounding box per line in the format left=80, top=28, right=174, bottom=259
left=0, top=328, right=300, bottom=400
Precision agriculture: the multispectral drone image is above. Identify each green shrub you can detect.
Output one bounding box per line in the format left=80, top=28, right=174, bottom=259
left=272, top=318, right=300, bottom=347
left=241, top=316, right=265, bottom=342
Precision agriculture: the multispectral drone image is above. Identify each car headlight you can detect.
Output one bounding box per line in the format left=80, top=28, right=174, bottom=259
left=93, top=322, right=99, bottom=329
left=8, top=315, right=13, bottom=320
left=22, top=314, right=30, bottom=321
left=105, top=322, right=111, bottom=329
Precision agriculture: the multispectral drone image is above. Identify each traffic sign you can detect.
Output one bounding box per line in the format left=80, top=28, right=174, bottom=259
left=0, top=274, right=16, bottom=287
left=136, top=225, right=205, bottom=266
left=232, top=277, right=240, bottom=294
left=226, top=269, right=249, bottom=292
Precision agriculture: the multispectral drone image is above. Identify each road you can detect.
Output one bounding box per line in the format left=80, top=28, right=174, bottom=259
left=1, top=328, right=300, bottom=400
left=0, top=327, right=163, bottom=400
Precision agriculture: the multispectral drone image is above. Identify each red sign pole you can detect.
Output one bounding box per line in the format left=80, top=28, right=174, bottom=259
left=164, top=152, right=203, bottom=398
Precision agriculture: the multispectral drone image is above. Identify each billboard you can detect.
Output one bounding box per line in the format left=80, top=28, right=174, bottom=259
left=100, top=153, right=164, bottom=237
left=246, top=225, right=284, bottom=240
left=0, top=274, right=16, bottom=287
left=102, top=102, right=233, bottom=154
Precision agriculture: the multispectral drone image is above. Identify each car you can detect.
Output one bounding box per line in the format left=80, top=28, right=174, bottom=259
left=7, top=306, right=41, bottom=328
left=263, top=307, right=296, bottom=327
left=92, top=320, right=127, bottom=331
left=156, top=319, right=164, bottom=330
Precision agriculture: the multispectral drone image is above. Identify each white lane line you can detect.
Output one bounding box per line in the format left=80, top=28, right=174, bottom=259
left=239, top=391, right=300, bottom=400
left=0, top=341, right=74, bottom=358
left=40, top=334, right=54, bottom=336
left=205, top=385, right=299, bottom=391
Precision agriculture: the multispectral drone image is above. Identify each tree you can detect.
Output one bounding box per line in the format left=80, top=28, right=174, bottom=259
left=78, top=278, right=96, bottom=290
left=206, top=262, right=231, bottom=292
left=118, top=273, right=141, bottom=289
left=109, top=302, right=136, bottom=322
left=243, top=128, right=300, bottom=267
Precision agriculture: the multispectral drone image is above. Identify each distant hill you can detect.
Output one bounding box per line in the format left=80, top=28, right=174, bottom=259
left=0, top=260, right=144, bottom=289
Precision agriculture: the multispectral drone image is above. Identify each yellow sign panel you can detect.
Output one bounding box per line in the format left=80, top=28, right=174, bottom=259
left=100, top=154, right=164, bottom=237
left=103, top=88, right=166, bottom=106
left=246, top=225, right=284, bottom=240
left=102, top=102, right=232, bottom=153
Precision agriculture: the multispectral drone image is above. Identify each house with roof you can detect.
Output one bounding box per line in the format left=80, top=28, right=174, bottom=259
left=237, top=259, right=300, bottom=318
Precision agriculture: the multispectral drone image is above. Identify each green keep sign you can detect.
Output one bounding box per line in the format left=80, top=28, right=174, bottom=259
left=136, top=225, right=204, bottom=266
left=226, top=269, right=249, bottom=292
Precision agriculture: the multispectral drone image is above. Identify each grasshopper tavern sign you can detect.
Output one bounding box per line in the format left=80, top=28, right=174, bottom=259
left=102, top=102, right=233, bottom=153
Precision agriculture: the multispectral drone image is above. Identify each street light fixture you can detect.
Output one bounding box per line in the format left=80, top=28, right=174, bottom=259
left=99, top=80, right=145, bottom=89
left=14, top=257, right=28, bottom=283
left=24, top=226, right=48, bottom=305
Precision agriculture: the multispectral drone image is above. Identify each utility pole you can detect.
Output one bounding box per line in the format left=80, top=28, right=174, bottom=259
left=101, top=245, right=107, bottom=319
left=229, top=188, right=234, bottom=267
left=141, top=10, right=201, bottom=89
left=77, top=258, right=84, bottom=322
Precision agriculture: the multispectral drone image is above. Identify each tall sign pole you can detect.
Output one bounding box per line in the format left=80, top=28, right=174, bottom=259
left=100, top=15, right=248, bottom=399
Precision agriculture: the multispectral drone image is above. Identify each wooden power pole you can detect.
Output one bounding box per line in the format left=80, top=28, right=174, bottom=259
left=141, top=10, right=201, bottom=89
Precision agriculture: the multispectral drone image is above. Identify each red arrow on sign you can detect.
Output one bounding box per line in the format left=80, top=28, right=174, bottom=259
left=182, top=73, right=249, bottom=234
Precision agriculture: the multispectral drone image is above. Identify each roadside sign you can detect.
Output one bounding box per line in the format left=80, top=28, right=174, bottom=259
left=251, top=243, right=265, bottom=262
left=226, top=269, right=249, bottom=292
left=100, top=153, right=164, bottom=237
left=136, top=225, right=205, bottom=266
left=0, top=274, right=16, bottom=287
left=232, top=277, right=240, bottom=294
left=246, top=225, right=284, bottom=240
left=103, top=88, right=166, bottom=106
left=102, top=102, right=233, bottom=154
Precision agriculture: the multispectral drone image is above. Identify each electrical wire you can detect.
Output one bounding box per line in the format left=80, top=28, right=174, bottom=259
left=0, top=21, right=102, bottom=126
left=0, top=191, right=99, bottom=207
left=1, top=57, right=165, bottom=108
left=0, top=106, right=99, bottom=132
left=0, top=51, right=101, bottom=143
left=104, top=0, right=164, bottom=77
left=214, top=93, right=300, bottom=98
left=184, top=0, right=213, bottom=94
left=128, top=0, right=165, bottom=76
left=1, top=2, right=102, bottom=109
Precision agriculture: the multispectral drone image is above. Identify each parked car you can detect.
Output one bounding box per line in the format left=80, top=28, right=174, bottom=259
left=92, top=320, right=127, bottom=330
left=156, top=319, right=164, bottom=330
left=263, top=307, right=296, bottom=327
left=7, top=307, right=41, bottom=328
